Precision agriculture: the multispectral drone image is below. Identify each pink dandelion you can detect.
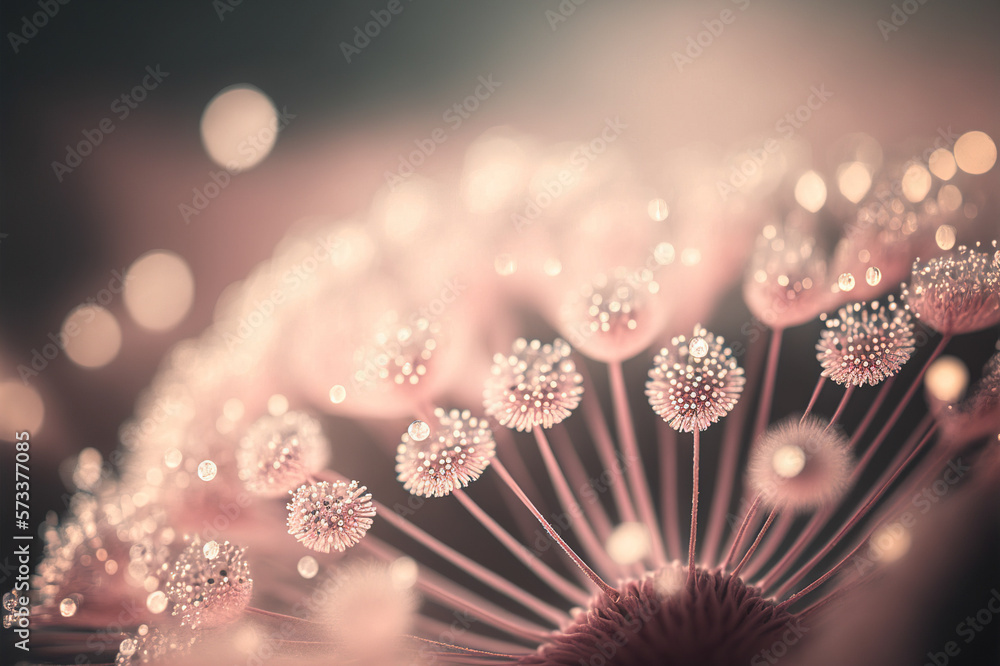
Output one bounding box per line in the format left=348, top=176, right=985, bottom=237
left=286, top=480, right=376, bottom=553
left=236, top=411, right=329, bottom=497
left=396, top=408, right=496, bottom=497
left=815, top=297, right=916, bottom=387
left=903, top=241, right=1000, bottom=335
left=161, top=538, right=253, bottom=629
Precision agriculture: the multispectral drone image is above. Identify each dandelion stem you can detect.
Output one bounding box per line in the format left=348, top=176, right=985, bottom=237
left=688, top=428, right=701, bottom=585
left=704, top=333, right=766, bottom=563
left=533, top=427, right=619, bottom=576
left=416, top=617, right=534, bottom=656
left=800, top=377, right=825, bottom=422
left=362, top=537, right=552, bottom=642
left=580, top=364, right=640, bottom=524
left=453, top=488, right=591, bottom=606
left=493, top=458, right=620, bottom=602
left=721, top=494, right=762, bottom=571
left=608, top=360, right=668, bottom=566
left=741, top=511, right=793, bottom=580
left=731, top=506, right=777, bottom=578
left=373, top=498, right=570, bottom=626
left=847, top=376, right=895, bottom=450
left=657, top=421, right=683, bottom=560
left=404, top=635, right=526, bottom=660
left=549, top=424, right=613, bottom=539
left=753, top=328, right=784, bottom=438
left=825, top=385, right=855, bottom=430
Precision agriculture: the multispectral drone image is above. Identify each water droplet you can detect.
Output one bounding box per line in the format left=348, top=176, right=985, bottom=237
left=772, top=445, right=806, bottom=478
left=197, top=460, right=217, bottom=481
left=935, top=224, right=956, bottom=250
left=119, top=638, right=137, bottom=658
left=865, top=266, right=882, bottom=286
left=653, top=242, right=675, bottom=266
left=146, top=590, right=168, bottom=614
left=647, top=198, right=669, bottom=221
left=267, top=394, right=289, bottom=416
left=297, top=556, right=319, bottom=579
left=494, top=254, right=517, bottom=276
left=59, top=597, right=77, bottom=617
left=407, top=420, right=430, bottom=442
left=329, top=385, right=347, bottom=404
left=688, top=337, right=709, bottom=359
left=838, top=273, right=856, bottom=292
left=203, top=540, right=220, bottom=559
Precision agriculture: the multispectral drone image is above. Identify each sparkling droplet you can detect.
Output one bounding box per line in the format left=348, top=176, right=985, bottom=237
left=119, top=638, right=137, bottom=658
left=59, top=597, right=78, bottom=617
left=838, top=272, right=856, bottom=292
left=647, top=198, right=669, bottom=221
left=407, top=420, right=430, bottom=442
left=935, top=224, right=957, bottom=251
left=865, top=266, right=882, bottom=287
left=297, top=556, right=319, bottom=579
left=688, top=336, right=709, bottom=359
left=197, top=460, right=217, bottom=481
left=203, top=540, right=220, bottom=559
left=329, top=384, right=347, bottom=404
left=267, top=394, right=289, bottom=416
left=653, top=242, right=675, bottom=266
left=146, top=590, right=168, bottom=614
left=771, top=445, right=807, bottom=478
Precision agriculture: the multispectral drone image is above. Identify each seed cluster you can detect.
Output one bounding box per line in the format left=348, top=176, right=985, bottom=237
left=816, top=297, right=915, bottom=386
left=903, top=242, right=1000, bottom=334
left=161, top=539, right=252, bottom=629
left=286, top=480, right=376, bottom=553
left=396, top=408, right=496, bottom=497
left=236, top=411, right=329, bottom=497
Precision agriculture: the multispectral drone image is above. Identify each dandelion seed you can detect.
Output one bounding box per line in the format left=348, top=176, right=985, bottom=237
left=197, top=460, right=217, bottom=481
left=483, top=338, right=584, bottom=431
left=162, top=538, right=252, bottom=629
left=816, top=297, right=915, bottom=386
left=236, top=411, right=329, bottom=497
left=286, top=480, right=375, bottom=553
left=396, top=408, right=495, bottom=497
left=903, top=242, right=1000, bottom=334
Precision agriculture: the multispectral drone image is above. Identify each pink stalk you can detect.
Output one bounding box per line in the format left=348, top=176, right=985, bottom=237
left=825, top=385, right=855, bottom=430
left=721, top=494, right=762, bottom=571
left=847, top=376, right=895, bottom=450
left=688, top=429, right=701, bottom=585
left=657, top=421, right=683, bottom=560
left=800, top=377, right=825, bottom=422
left=415, top=617, right=533, bottom=656
left=453, top=488, right=590, bottom=606
left=741, top=511, right=794, bottom=580
left=493, top=458, right=620, bottom=601
left=549, top=424, right=614, bottom=539
left=731, top=506, right=777, bottom=578
left=608, top=360, right=668, bottom=566
left=752, top=328, right=784, bottom=438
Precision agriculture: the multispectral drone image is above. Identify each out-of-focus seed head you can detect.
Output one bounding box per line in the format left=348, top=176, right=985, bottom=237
left=902, top=242, right=1000, bottom=335
left=743, top=223, right=830, bottom=329
left=747, top=416, right=852, bottom=510
left=162, top=538, right=252, bottom=629
left=396, top=408, right=496, bottom=497
left=115, top=627, right=197, bottom=665
left=645, top=325, right=745, bottom=433
left=286, top=480, right=375, bottom=553
left=483, top=338, right=584, bottom=431
left=559, top=267, right=665, bottom=362
left=816, top=297, right=915, bottom=387
left=236, top=411, right=329, bottom=497
left=352, top=312, right=442, bottom=392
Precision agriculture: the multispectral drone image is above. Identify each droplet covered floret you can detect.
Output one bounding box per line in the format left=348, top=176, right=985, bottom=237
left=161, top=538, right=252, bottom=629
left=816, top=297, right=915, bottom=387
left=396, top=408, right=496, bottom=497
left=236, top=411, right=329, bottom=497
left=286, top=480, right=376, bottom=553
left=902, top=242, right=1000, bottom=335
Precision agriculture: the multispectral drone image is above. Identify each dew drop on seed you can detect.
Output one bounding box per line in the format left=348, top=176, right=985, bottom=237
left=297, top=555, right=319, bottom=579
left=197, top=460, right=217, bottom=481
left=407, top=420, right=430, bottom=442
left=935, top=224, right=957, bottom=251
left=647, top=198, right=669, bottom=221
left=865, top=266, right=882, bottom=287
left=146, top=590, right=168, bottom=614
left=203, top=540, right=220, bottom=559
left=838, top=273, right=856, bottom=292
left=59, top=597, right=77, bottom=617
left=688, top=337, right=709, bottom=359
left=329, top=384, right=347, bottom=404
left=119, top=638, right=137, bottom=658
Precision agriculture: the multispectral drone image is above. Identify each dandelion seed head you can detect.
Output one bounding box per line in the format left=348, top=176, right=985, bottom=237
left=115, top=627, right=196, bottom=666
left=353, top=313, right=442, bottom=391
left=645, top=325, right=745, bottom=432
left=560, top=267, right=664, bottom=362
left=744, top=224, right=829, bottom=328
left=483, top=338, right=584, bottom=431
left=748, top=416, right=852, bottom=510
left=162, top=538, right=252, bottom=629
left=396, top=408, right=496, bottom=497
left=286, top=480, right=375, bottom=553
left=237, top=411, right=329, bottom=497
left=816, top=297, right=915, bottom=386
left=902, top=242, right=1000, bottom=334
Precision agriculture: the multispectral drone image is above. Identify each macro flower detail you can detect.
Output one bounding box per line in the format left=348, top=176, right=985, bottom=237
left=396, top=407, right=496, bottom=497
left=559, top=266, right=665, bottom=362
left=747, top=416, right=853, bottom=510
left=236, top=411, right=329, bottom=497
left=114, top=627, right=196, bottom=666
left=285, top=480, right=376, bottom=553
left=815, top=297, right=916, bottom=387
left=645, top=325, right=746, bottom=433
left=161, top=538, right=253, bottom=629
left=902, top=241, right=1000, bottom=335
left=483, top=337, right=584, bottom=431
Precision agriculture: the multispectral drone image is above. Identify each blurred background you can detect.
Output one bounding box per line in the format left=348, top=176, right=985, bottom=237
left=1, top=0, right=998, bottom=659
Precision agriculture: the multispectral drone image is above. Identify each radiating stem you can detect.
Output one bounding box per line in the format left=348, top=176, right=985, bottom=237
left=688, top=429, right=701, bottom=585
left=549, top=424, right=613, bottom=539
left=753, top=328, right=784, bottom=438
left=453, top=488, right=590, bottom=606
left=847, top=376, right=895, bottom=450
left=493, top=458, right=620, bottom=601
left=731, top=506, right=777, bottom=578
left=800, top=377, right=825, bottom=422
left=608, top=360, right=668, bottom=566
left=721, top=494, right=762, bottom=571
left=825, top=385, right=854, bottom=429
left=657, top=421, right=683, bottom=560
